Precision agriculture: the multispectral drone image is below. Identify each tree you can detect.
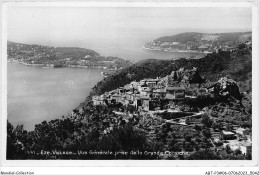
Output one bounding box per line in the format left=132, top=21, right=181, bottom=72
left=246, top=152, right=252, bottom=160
left=169, top=139, right=182, bottom=152
left=188, top=149, right=221, bottom=160
left=7, top=121, right=28, bottom=159
left=238, top=43, right=247, bottom=50
left=194, top=125, right=202, bottom=131
left=201, top=114, right=213, bottom=128
left=212, top=122, right=220, bottom=131
left=184, top=142, right=193, bottom=152
left=234, top=148, right=242, bottom=156
left=7, top=121, right=17, bottom=159
left=202, top=129, right=211, bottom=139
left=225, top=145, right=232, bottom=154
left=184, top=134, right=192, bottom=142
left=226, top=123, right=234, bottom=131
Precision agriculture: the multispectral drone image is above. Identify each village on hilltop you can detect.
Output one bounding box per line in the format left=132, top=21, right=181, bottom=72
left=85, top=67, right=252, bottom=159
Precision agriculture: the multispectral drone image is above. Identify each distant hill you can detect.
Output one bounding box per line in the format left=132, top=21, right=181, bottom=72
left=154, top=32, right=252, bottom=43
left=7, top=41, right=100, bottom=62
left=144, top=32, right=252, bottom=53
left=8, top=41, right=100, bottom=58
left=155, top=32, right=201, bottom=43
left=7, top=41, right=132, bottom=69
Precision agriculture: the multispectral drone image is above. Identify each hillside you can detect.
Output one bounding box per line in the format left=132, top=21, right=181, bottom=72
left=88, top=43, right=251, bottom=99
left=8, top=41, right=99, bottom=58
left=7, top=41, right=132, bottom=69
left=155, top=32, right=202, bottom=43
left=144, top=32, right=252, bottom=53
left=154, top=32, right=252, bottom=43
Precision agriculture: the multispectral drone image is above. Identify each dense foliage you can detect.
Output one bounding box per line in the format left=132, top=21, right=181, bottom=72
left=7, top=105, right=159, bottom=160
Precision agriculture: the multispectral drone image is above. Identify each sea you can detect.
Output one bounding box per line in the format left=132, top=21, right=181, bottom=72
left=7, top=46, right=205, bottom=131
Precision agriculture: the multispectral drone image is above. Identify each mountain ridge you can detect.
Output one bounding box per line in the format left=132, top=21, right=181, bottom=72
left=144, top=31, right=252, bottom=54
left=154, top=31, right=252, bottom=43
left=7, top=41, right=132, bottom=69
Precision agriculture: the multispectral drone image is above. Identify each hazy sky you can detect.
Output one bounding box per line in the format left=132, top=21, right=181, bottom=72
left=7, top=7, right=252, bottom=49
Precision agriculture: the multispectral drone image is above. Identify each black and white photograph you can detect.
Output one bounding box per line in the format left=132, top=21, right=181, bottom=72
left=1, top=1, right=259, bottom=174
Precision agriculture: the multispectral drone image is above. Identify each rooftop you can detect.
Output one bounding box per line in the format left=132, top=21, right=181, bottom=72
left=111, top=94, right=121, bottom=97
left=236, top=127, right=247, bottom=132
left=166, top=87, right=186, bottom=91
left=226, top=139, right=252, bottom=147
left=139, top=96, right=150, bottom=100
left=145, top=79, right=160, bottom=82
left=198, top=46, right=209, bottom=49
left=165, top=93, right=175, bottom=100
left=222, top=130, right=235, bottom=135
left=153, top=89, right=167, bottom=93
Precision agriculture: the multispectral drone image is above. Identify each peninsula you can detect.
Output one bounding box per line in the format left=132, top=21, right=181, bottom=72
left=7, top=41, right=133, bottom=69
left=143, top=32, right=252, bottom=54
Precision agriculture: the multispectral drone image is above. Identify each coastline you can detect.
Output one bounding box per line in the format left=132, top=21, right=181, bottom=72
left=141, top=46, right=212, bottom=54
left=7, top=60, right=119, bottom=70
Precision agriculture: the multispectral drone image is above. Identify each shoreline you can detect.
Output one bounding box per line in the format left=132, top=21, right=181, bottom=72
left=141, top=46, right=212, bottom=54
left=7, top=60, right=119, bottom=70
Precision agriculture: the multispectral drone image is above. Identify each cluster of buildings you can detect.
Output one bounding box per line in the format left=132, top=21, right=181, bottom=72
left=144, top=40, right=241, bottom=53
left=93, top=67, right=202, bottom=111
left=218, top=127, right=252, bottom=155
left=91, top=67, right=252, bottom=156
left=8, top=43, right=56, bottom=66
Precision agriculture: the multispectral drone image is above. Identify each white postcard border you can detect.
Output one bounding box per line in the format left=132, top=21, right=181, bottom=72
left=1, top=0, right=259, bottom=170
